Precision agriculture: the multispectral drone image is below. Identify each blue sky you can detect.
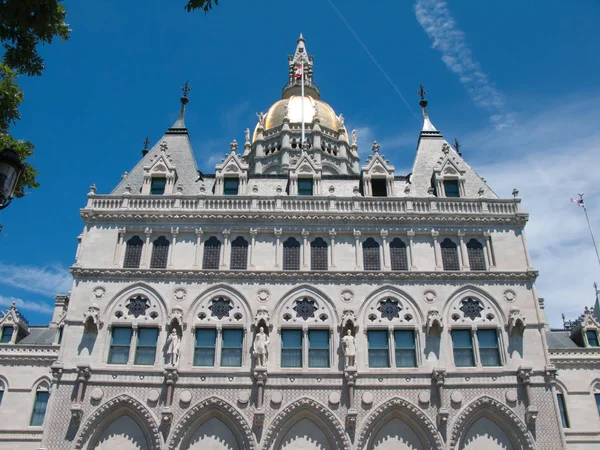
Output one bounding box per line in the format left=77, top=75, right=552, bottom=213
left=1, top=0, right=599, bottom=326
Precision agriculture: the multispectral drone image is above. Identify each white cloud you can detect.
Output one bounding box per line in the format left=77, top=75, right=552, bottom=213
left=0, top=263, right=71, bottom=297
left=0, top=295, right=54, bottom=314
left=414, top=0, right=514, bottom=129
left=470, top=97, right=600, bottom=327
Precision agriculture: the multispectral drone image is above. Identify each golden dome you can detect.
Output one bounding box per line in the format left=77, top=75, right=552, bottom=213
left=253, top=95, right=347, bottom=142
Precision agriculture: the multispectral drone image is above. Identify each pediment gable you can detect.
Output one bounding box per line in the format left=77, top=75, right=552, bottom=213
left=290, top=151, right=322, bottom=177
left=361, top=141, right=395, bottom=177
left=216, top=140, right=249, bottom=176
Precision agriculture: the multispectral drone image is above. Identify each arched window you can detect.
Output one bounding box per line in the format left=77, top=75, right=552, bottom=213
left=0, top=380, right=4, bottom=406
left=310, top=237, right=328, bottom=271
left=150, top=236, right=169, bottom=269
left=363, top=237, right=381, bottom=271
left=467, top=238, right=486, bottom=271
left=30, top=382, right=50, bottom=426
left=390, top=238, right=408, bottom=271
left=440, top=238, right=459, bottom=271
left=283, top=237, right=301, bottom=271
left=203, top=237, right=221, bottom=270
left=123, top=235, right=143, bottom=268
left=230, top=236, right=249, bottom=270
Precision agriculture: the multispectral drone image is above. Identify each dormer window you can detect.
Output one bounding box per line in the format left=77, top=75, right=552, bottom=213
left=150, top=177, right=166, bottom=195
left=0, top=326, right=12, bottom=343
left=371, top=178, right=388, bottom=197
left=443, top=179, right=460, bottom=198
left=587, top=330, right=599, bottom=347
left=298, top=178, right=313, bottom=196
left=223, top=177, right=240, bottom=195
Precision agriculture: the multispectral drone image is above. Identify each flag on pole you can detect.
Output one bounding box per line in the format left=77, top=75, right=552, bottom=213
left=571, top=197, right=585, bottom=208
left=294, top=64, right=303, bottom=80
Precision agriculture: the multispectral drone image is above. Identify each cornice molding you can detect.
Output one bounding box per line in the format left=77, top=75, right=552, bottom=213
left=70, top=267, right=538, bottom=283
left=0, top=346, right=58, bottom=364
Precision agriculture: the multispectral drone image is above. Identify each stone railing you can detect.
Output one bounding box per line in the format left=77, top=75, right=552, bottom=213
left=84, top=193, right=523, bottom=217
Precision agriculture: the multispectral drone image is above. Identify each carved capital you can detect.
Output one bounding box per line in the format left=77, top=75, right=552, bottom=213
left=353, top=229, right=361, bottom=239
left=431, top=230, right=439, bottom=238
left=253, top=411, right=265, bottom=427
left=144, top=227, right=152, bottom=237
left=525, top=405, right=539, bottom=424
left=508, top=309, right=526, bottom=336
left=77, top=364, right=91, bottom=382
left=329, top=229, right=337, bottom=238
left=301, top=229, right=310, bottom=238
left=171, top=226, right=179, bottom=237
left=51, top=361, right=64, bottom=382
left=253, top=368, right=268, bottom=385
left=457, top=230, right=466, bottom=238
left=195, top=228, right=203, bottom=237
left=222, top=229, right=231, bottom=237
left=161, top=407, right=173, bottom=424
left=432, top=367, right=446, bottom=386
left=274, top=228, right=282, bottom=237
left=345, top=409, right=358, bottom=429
left=117, top=228, right=126, bottom=238
left=344, top=369, right=358, bottom=385
left=380, top=229, right=388, bottom=239
left=517, top=365, right=532, bottom=385
left=163, top=368, right=179, bottom=385
left=407, top=230, right=416, bottom=237
left=70, top=404, right=84, bottom=421
left=426, top=309, right=443, bottom=337
left=249, top=228, right=258, bottom=237
left=544, top=364, right=558, bottom=384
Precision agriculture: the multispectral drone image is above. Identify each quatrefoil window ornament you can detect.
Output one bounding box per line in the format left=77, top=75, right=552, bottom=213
left=127, top=295, right=150, bottom=318
left=209, top=297, right=233, bottom=319
left=293, top=298, right=317, bottom=320
left=378, top=298, right=401, bottom=321
left=460, top=298, right=484, bottom=320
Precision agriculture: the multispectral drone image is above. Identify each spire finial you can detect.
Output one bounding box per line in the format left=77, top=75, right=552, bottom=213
left=418, top=84, right=439, bottom=135
left=230, top=139, right=238, bottom=153
left=298, top=32, right=304, bottom=41
left=181, top=80, right=191, bottom=99
left=142, top=136, right=151, bottom=156
left=169, top=81, right=191, bottom=131
left=454, top=138, right=462, bottom=156
left=418, top=84, right=427, bottom=101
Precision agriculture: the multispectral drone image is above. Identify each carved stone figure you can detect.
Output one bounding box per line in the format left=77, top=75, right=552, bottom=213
left=338, top=113, right=345, bottom=126
left=166, top=329, right=181, bottom=366
left=245, top=128, right=250, bottom=143
left=351, top=129, right=357, bottom=146
left=257, top=111, right=265, bottom=127
left=342, top=329, right=356, bottom=368
left=253, top=326, right=270, bottom=367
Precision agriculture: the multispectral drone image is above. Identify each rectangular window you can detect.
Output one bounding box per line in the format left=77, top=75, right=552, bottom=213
left=368, top=330, right=390, bottom=368
left=452, top=329, right=475, bottom=367
left=57, top=327, right=63, bottom=345
left=223, top=177, right=239, bottom=195
left=30, top=391, right=49, bottom=426
left=394, top=330, right=416, bottom=368
left=557, top=393, right=570, bottom=428
left=371, top=178, right=388, bottom=197
left=298, top=179, right=313, bottom=196
left=150, top=177, right=166, bottom=195
left=0, top=326, right=13, bottom=343
left=134, top=328, right=158, bottom=365
left=221, top=329, right=243, bottom=367
left=0, top=389, right=3, bottom=406
left=108, top=327, right=132, bottom=364
left=478, top=329, right=501, bottom=367
left=595, top=393, right=600, bottom=417
left=587, top=330, right=599, bottom=347
left=443, top=180, right=460, bottom=198
left=281, top=329, right=302, bottom=368
left=308, top=330, right=330, bottom=368
left=194, top=329, right=216, bottom=366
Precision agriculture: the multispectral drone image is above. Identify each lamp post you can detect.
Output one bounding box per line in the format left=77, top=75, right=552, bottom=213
left=0, top=148, right=24, bottom=210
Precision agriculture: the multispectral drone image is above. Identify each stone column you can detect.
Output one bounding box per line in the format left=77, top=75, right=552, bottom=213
left=329, top=229, right=337, bottom=269
left=458, top=231, right=469, bottom=271
left=344, top=368, right=358, bottom=429
left=432, top=230, right=442, bottom=271
left=518, top=365, right=538, bottom=424
left=432, top=367, right=448, bottom=425
left=380, top=229, right=389, bottom=270
left=168, top=227, right=178, bottom=268
left=128, top=326, right=137, bottom=365
left=220, top=229, right=230, bottom=270
left=142, top=228, right=152, bottom=268
left=483, top=231, right=496, bottom=268
left=407, top=230, right=417, bottom=270
left=113, top=228, right=126, bottom=266
left=274, top=228, right=282, bottom=269
left=353, top=230, right=362, bottom=271
left=249, top=229, right=258, bottom=268
left=193, top=228, right=203, bottom=267
left=162, top=368, right=179, bottom=424
left=301, top=229, right=310, bottom=270
left=70, top=364, right=91, bottom=420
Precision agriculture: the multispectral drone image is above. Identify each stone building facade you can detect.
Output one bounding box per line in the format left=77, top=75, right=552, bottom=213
left=0, top=36, right=598, bottom=449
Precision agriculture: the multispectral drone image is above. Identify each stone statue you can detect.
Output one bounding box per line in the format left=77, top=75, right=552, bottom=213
left=166, top=329, right=181, bottom=366
left=253, top=326, right=270, bottom=367
left=283, top=103, right=289, bottom=119
left=245, top=128, right=250, bottom=143
left=351, top=129, right=357, bottom=146
left=338, top=113, right=345, bottom=126
left=257, top=111, right=265, bottom=127
left=342, top=329, right=356, bottom=368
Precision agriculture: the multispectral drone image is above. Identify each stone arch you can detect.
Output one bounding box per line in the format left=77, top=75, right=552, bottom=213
left=74, top=394, right=161, bottom=450
left=104, top=282, right=168, bottom=324
left=359, top=286, right=425, bottom=326
left=443, top=285, right=506, bottom=325
left=263, top=397, right=350, bottom=450
left=449, top=396, right=535, bottom=450
left=31, top=376, right=51, bottom=390
left=187, top=284, right=252, bottom=325
left=168, top=396, right=255, bottom=450
left=356, top=397, right=443, bottom=450
left=274, top=285, right=339, bottom=325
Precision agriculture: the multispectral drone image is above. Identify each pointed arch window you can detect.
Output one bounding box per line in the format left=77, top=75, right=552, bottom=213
left=0, top=380, right=4, bottom=406
left=390, top=238, right=408, bottom=271
left=123, top=235, right=144, bottom=268
left=150, top=236, right=169, bottom=269
left=440, top=238, right=459, bottom=271
left=283, top=237, right=301, bottom=271
left=30, top=383, right=50, bottom=426
left=203, top=236, right=221, bottom=270
left=467, top=238, right=486, bottom=271
left=310, top=237, right=328, bottom=271
left=363, top=237, right=381, bottom=271
left=230, top=236, right=249, bottom=270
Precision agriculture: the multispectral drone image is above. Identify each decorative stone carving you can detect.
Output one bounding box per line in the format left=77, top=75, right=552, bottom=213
left=147, top=389, right=160, bottom=403
left=254, top=306, right=271, bottom=330
left=252, top=327, right=270, bottom=367
left=293, top=297, right=317, bottom=320
left=451, top=391, right=463, bottom=405
left=173, top=287, right=186, bottom=301
left=166, top=329, right=181, bottom=366
left=238, top=391, right=250, bottom=405
left=378, top=298, right=401, bottom=320
left=342, top=329, right=357, bottom=368
left=168, top=306, right=185, bottom=331
left=504, top=289, right=517, bottom=302
left=426, top=308, right=443, bottom=337
left=460, top=298, right=483, bottom=320
left=361, top=392, right=374, bottom=406
left=83, top=304, right=101, bottom=333
left=179, top=390, right=192, bottom=404
left=90, top=387, right=104, bottom=401
left=423, top=289, right=437, bottom=303
left=341, top=289, right=354, bottom=302
left=508, top=309, right=526, bottom=336
left=505, top=389, right=518, bottom=403
left=270, top=391, right=283, bottom=406
left=92, top=286, right=105, bottom=299
left=127, top=295, right=150, bottom=318
left=209, top=297, right=233, bottom=319
left=418, top=391, right=431, bottom=405
left=256, top=289, right=270, bottom=303
left=328, top=392, right=341, bottom=405
left=341, top=310, right=357, bottom=332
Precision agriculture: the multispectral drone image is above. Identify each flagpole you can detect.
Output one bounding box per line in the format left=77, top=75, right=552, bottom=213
left=582, top=197, right=600, bottom=269
left=300, top=61, right=305, bottom=148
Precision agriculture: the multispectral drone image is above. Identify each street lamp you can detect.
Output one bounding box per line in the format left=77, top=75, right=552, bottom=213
left=0, top=148, right=24, bottom=210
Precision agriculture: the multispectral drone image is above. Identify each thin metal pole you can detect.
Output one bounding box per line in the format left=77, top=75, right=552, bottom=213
left=583, top=205, right=600, bottom=269
left=301, top=62, right=305, bottom=148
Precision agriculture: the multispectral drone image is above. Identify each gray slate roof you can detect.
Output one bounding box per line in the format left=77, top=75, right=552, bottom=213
left=18, top=327, right=57, bottom=345
left=545, top=330, right=580, bottom=349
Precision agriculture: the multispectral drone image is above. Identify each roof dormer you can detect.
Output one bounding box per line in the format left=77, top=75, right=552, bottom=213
left=432, top=143, right=468, bottom=198
left=215, top=140, right=249, bottom=195
left=141, top=141, right=177, bottom=195
left=361, top=141, right=396, bottom=197
left=0, top=303, right=29, bottom=344
left=289, top=150, right=322, bottom=196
